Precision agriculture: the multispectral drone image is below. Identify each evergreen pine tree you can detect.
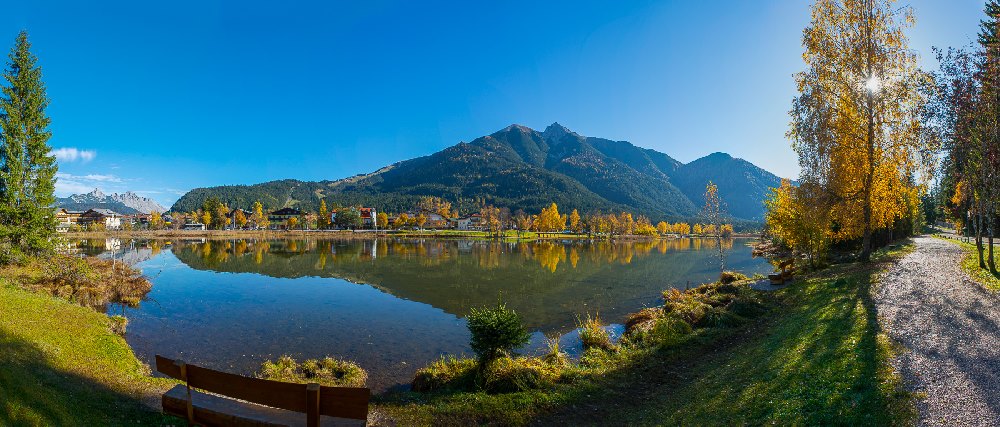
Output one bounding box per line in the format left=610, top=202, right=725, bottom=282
left=0, top=31, right=57, bottom=261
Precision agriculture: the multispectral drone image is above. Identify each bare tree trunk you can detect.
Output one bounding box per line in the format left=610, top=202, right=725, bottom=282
left=976, top=210, right=986, bottom=268
left=989, top=215, right=997, bottom=273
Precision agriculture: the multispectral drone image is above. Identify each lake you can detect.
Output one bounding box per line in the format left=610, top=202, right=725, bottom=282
left=73, top=237, right=771, bottom=391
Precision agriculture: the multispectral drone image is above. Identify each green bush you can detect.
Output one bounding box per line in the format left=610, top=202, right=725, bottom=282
left=467, top=301, right=530, bottom=363
left=259, top=355, right=367, bottom=387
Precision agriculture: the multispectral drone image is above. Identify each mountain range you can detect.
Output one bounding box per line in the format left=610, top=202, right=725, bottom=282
left=171, top=123, right=786, bottom=222
left=57, top=188, right=167, bottom=215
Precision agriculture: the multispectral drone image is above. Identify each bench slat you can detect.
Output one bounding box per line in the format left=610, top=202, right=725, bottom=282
left=155, top=355, right=370, bottom=419
left=163, top=384, right=365, bottom=426
left=319, top=386, right=370, bottom=420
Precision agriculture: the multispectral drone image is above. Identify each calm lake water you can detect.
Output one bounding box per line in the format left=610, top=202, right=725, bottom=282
left=73, top=237, right=770, bottom=391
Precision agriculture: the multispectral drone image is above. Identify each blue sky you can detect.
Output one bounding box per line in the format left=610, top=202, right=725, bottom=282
left=0, top=1, right=987, bottom=207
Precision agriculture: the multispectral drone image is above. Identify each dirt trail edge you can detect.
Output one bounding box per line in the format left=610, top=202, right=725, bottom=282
left=875, top=236, right=1000, bottom=426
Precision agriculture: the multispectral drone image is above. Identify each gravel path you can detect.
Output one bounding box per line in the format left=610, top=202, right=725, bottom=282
left=875, top=236, right=1000, bottom=426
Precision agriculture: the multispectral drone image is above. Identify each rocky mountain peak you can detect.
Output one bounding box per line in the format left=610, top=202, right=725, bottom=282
left=542, top=122, right=580, bottom=142
left=87, top=188, right=106, bottom=199
left=58, top=188, right=167, bottom=214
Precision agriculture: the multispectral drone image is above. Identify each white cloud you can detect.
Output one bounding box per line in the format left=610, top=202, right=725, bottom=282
left=51, top=147, right=96, bottom=163
left=54, top=173, right=125, bottom=197
left=55, top=178, right=97, bottom=196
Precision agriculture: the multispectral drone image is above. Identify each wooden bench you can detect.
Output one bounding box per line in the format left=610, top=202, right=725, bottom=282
left=768, top=259, right=796, bottom=285
left=155, top=355, right=370, bottom=427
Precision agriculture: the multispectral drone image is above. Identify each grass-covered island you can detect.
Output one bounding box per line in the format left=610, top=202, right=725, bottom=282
left=0, top=242, right=918, bottom=425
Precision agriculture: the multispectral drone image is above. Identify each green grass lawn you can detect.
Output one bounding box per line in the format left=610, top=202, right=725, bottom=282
left=377, top=244, right=917, bottom=425
left=0, top=280, right=175, bottom=426
left=941, top=235, right=1000, bottom=292
left=603, top=245, right=917, bottom=425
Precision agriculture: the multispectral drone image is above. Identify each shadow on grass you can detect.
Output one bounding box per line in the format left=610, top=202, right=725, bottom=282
left=0, top=331, right=169, bottom=426
left=523, top=256, right=915, bottom=425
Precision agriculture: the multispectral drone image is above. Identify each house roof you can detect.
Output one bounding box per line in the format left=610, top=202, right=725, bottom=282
left=269, top=207, right=303, bottom=216
left=84, top=208, right=119, bottom=216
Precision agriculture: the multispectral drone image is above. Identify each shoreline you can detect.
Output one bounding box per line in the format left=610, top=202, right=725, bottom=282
left=62, top=229, right=762, bottom=240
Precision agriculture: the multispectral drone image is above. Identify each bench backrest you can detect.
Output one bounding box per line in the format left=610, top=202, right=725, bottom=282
left=155, top=355, right=369, bottom=422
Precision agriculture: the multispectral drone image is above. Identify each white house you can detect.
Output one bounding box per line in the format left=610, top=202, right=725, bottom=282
left=78, top=208, right=122, bottom=230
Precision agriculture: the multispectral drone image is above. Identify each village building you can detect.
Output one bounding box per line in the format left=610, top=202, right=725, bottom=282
left=268, top=207, right=303, bottom=229
left=77, top=208, right=122, bottom=230
left=54, top=208, right=84, bottom=232
left=123, top=213, right=151, bottom=227
left=226, top=208, right=250, bottom=229
left=359, top=207, right=377, bottom=228
left=415, top=211, right=450, bottom=228
left=182, top=222, right=206, bottom=231
left=331, top=207, right=378, bottom=229
left=450, top=217, right=473, bottom=231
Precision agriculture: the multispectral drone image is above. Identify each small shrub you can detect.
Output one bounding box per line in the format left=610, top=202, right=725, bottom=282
left=578, top=313, right=613, bottom=351
left=480, top=356, right=561, bottom=393
left=108, top=315, right=128, bottom=337
left=411, top=356, right=477, bottom=392
left=719, top=271, right=748, bottom=284
left=467, top=301, right=531, bottom=363
left=259, top=355, right=367, bottom=387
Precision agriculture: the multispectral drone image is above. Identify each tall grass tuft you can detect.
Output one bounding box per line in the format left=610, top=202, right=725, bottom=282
left=259, top=355, right=367, bottom=387
left=542, top=332, right=569, bottom=367
left=578, top=313, right=613, bottom=351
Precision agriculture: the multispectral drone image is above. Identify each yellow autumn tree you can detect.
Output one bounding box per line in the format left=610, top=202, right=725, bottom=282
left=569, top=209, right=581, bottom=233
left=317, top=199, right=330, bottom=229
left=656, top=221, right=669, bottom=235
left=765, top=179, right=832, bottom=267
left=537, top=203, right=564, bottom=232
left=674, top=222, right=691, bottom=236
left=234, top=209, right=248, bottom=228
left=376, top=212, right=389, bottom=229
left=149, top=211, right=164, bottom=230
left=789, top=0, right=935, bottom=260
left=251, top=201, right=269, bottom=229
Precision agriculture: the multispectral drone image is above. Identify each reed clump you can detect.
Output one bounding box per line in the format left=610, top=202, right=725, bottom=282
left=259, top=355, right=367, bottom=387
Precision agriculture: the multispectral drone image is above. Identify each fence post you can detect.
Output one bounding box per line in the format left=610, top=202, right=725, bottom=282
left=306, top=383, right=321, bottom=427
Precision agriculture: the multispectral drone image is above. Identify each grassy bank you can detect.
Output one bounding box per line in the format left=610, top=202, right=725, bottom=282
left=376, top=243, right=916, bottom=425
left=0, top=279, right=174, bottom=425
left=936, top=235, right=1000, bottom=292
